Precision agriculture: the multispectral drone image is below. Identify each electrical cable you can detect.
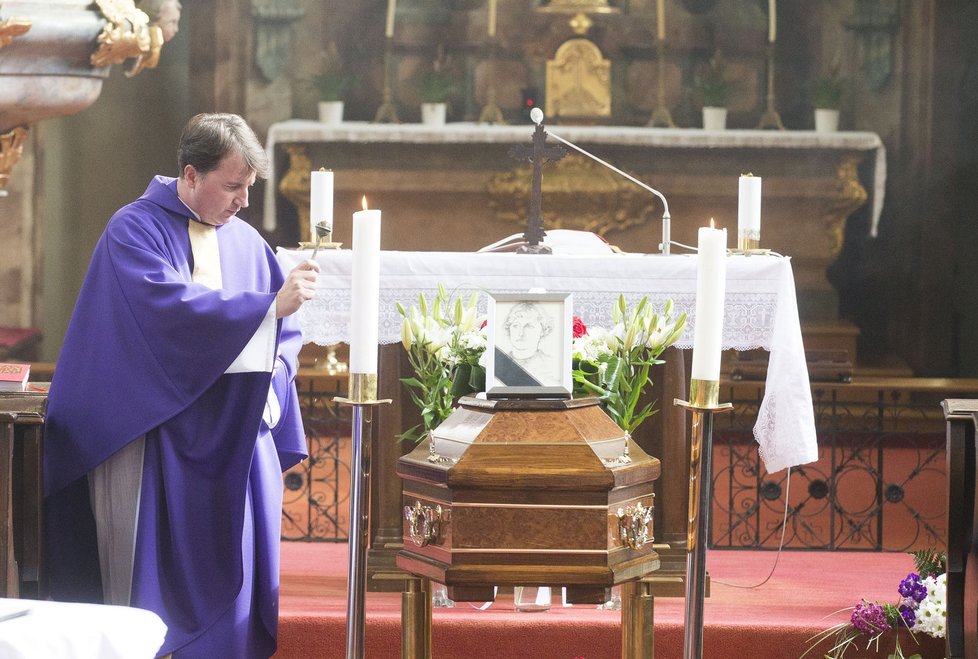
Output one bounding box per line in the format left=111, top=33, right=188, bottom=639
left=711, top=466, right=791, bottom=589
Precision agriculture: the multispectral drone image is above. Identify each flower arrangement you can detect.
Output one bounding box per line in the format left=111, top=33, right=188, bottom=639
left=395, top=289, right=686, bottom=443
left=396, top=285, right=485, bottom=444
left=694, top=54, right=732, bottom=108
left=802, top=548, right=947, bottom=659
left=309, top=44, right=352, bottom=102
left=420, top=44, right=456, bottom=104
left=571, top=295, right=686, bottom=435
left=808, top=66, right=847, bottom=110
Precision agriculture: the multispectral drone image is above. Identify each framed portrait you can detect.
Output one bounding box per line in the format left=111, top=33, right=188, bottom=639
left=485, top=292, right=573, bottom=399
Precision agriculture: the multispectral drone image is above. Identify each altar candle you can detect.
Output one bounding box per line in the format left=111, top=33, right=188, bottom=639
left=656, top=0, right=665, bottom=41
left=737, top=174, right=762, bottom=241
left=385, top=0, right=396, bottom=38
left=768, top=0, right=776, bottom=43
left=310, top=168, right=334, bottom=242
left=350, top=196, right=381, bottom=374
left=488, top=0, right=497, bottom=38
left=691, top=220, right=727, bottom=382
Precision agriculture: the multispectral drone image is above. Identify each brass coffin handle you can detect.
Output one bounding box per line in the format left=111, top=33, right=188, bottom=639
left=616, top=500, right=654, bottom=550
left=404, top=501, right=443, bottom=547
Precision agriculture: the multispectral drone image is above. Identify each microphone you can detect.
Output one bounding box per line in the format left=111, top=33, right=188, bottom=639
left=529, top=108, right=673, bottom=255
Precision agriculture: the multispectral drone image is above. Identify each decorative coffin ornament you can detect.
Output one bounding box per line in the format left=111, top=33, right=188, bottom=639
left=397, top=396, right=660, bottom=604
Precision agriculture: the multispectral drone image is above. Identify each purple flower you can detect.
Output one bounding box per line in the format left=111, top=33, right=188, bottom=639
left=851, top=600, right=891, bottom=635
left=898, top=573, right=928, bottom=603
left=899, top=603, right=917, bottom=627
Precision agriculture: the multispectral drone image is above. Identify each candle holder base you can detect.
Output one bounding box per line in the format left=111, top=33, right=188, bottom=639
left=374, top=101, right=400, bottom=124
left=478, top=101, right=505, bottom=125
left=757, top=108, right=784, bottom=130
left=648, top=106, right=675, bottom=128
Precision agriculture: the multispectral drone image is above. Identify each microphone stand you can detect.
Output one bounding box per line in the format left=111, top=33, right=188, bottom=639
left=533, top=114, right=673, bottom=255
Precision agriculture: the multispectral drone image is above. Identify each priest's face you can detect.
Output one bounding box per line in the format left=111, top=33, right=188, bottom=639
left=182, top=151, right=256, bottom=226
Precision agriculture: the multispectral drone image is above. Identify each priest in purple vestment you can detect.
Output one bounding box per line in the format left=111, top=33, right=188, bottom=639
left=43, top=113, right=319, bottom=658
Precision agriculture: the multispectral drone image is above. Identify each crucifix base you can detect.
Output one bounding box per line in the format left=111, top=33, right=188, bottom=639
left=516, top=243, right=552, bottom=255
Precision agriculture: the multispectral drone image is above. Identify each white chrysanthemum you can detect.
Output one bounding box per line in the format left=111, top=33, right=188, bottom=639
left=913, top=573, right=947, bottom=639
left=458, top=330, right=486, bottom=353
left=574, top=330, right=613, bottom=363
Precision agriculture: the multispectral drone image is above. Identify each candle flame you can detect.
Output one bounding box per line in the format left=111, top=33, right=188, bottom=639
left=710, top=217, right=715, bottom=229
left=361, top=195, right=369, bottom=211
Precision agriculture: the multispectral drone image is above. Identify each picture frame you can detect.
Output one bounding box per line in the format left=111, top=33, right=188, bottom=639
left=485, top=292, right=573, bottom=399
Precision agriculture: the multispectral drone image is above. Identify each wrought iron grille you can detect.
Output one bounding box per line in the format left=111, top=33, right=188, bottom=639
left=281, top=373, right=351, bottom=541
left=711, top=380, right=956, bottom=552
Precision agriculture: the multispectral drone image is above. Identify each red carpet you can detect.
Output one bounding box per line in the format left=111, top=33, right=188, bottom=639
left=275, top=543, right=945, bottom=659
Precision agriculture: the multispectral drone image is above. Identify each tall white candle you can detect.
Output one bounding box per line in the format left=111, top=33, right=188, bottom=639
left=488, top=0, right=497, bottom=38
left=349, top=196, right=381, bottom=374
left=656, top=0, right=665, bottom=41
left=691, top=222, right=727, bottom=382
left=385, top=0, right=396, bottom=38
left=768, top=0, right=776, bottom=43
left=737, top=174, right=762, bottom=241
left=310, top=168, right=334, bottom=242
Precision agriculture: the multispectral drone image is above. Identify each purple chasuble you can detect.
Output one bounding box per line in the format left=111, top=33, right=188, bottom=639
left=44, top=176, right=307, bottom=658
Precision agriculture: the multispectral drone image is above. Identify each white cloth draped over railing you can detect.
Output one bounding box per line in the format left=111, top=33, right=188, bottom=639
left=276, top=249, right=818, bottom=473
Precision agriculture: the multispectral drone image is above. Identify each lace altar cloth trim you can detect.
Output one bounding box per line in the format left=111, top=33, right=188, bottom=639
left=276, top=249, right=818, bottom=472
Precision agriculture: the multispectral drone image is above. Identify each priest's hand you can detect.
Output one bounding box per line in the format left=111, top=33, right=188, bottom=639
left=276, top=259, right=320, bottom=318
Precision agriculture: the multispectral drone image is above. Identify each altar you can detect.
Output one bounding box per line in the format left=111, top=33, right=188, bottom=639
left=276, top=248, right=818, bottom=591
left=265, top=120, right=885, bottom=331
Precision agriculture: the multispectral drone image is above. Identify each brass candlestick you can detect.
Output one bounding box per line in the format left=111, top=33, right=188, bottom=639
left=757, top=42, right=784, bottom=130
left=675, top=380, right=733, bottom=659
left=648, top=39, right=675, bottom=128
left=374, top=38, right=400, bottom=124
left=478, top=39, right=505, bottom=125
left=335, top=372, right=391, bottom=659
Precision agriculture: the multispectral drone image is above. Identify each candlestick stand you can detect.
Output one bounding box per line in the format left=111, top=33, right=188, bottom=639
left=674, top=379, right=732, bottom=659
left=757, top=43, right=783, bottom=130
left=335, top=373, right=391, bottom=659
left=731, top=236, right=770, bottom=256
left=374, top=39, right=400, bottom=124
left=648, top=39, right=675, bottom=128
left=478, top=40, right=505, bottom=125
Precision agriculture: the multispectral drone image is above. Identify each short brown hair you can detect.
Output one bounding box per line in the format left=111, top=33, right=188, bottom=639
left=177, top=113, right=269, bottom=179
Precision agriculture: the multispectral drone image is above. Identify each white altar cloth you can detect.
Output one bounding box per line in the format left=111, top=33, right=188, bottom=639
left=0, top=598, right=166, bottom=658
left=276, top=249, right=818, bottom=473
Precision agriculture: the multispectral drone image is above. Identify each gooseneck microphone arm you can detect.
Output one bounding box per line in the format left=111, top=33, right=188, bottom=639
left=529, top=108, right=673, bottom=255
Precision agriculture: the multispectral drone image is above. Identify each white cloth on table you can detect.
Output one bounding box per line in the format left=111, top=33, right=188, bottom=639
left=0, top=597, right=166, bottom=658
left=275, top=249, right=818, bottom=473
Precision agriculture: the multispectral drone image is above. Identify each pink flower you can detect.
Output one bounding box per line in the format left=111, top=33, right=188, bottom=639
left=572, top=316, right=587, bottom=339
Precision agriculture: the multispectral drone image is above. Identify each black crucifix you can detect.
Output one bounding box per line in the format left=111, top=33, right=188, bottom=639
left=508, top=118, right=566, bottom=254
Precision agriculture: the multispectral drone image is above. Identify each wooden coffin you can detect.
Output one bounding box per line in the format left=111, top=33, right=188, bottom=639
left=396, top=396, right=660, bottom=604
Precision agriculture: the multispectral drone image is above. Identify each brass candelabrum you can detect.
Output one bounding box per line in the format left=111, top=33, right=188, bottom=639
left=757, top=42, right=784, bottom=130
left=648, top=39, right=675, bottom=128
left=374, top=38, right=400, bottom=124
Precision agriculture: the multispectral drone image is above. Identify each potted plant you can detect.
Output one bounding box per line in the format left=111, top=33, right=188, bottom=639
left=809, top=68, right=846, bottom=133
left=695, top=55, right=731, bottom=130
left=310, top=45, right=350, bottom=124
left=419, top=47, right=455, bottom=125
